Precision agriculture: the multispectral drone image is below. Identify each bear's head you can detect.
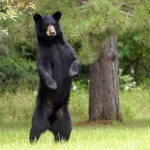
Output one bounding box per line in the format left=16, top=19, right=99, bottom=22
left=33, top=11, right=62, bottom=39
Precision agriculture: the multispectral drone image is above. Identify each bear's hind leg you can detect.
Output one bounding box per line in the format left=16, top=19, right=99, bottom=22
left=29, top=109, right=49, bottom=143
left=50, top=105, right=72, bottom=142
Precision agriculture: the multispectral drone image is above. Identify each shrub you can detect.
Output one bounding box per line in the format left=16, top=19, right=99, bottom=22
left=0, top=50, right=38, bottom=92
left=119, top=69, right=136, bottom=91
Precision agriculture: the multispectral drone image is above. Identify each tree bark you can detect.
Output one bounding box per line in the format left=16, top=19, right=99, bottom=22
left=89, top=35, right=121, bottom=121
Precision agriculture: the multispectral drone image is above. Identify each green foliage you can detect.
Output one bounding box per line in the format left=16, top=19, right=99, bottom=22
left=34, top=0, right=150, bottom=65
left=119, top=69, right=136, bottom=90
left=0, top=0, right=150, bottom=90
left=0, top=0, right=36, bottom=58
left=0, top=51, right=38, bottom=92
left=0, top=1, right=37, bottom=92
left=119, top=32, right=150, bottom=82
left=8, top=14, right=36, bottom=60
left=0, top=32, right=8, bottom=54
left=0, top=1, right=18, bottom=22
left=0, top=0, right=35, bottom=34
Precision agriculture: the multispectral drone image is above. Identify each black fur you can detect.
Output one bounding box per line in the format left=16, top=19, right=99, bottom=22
left=29, top=11, right=80, bottom=143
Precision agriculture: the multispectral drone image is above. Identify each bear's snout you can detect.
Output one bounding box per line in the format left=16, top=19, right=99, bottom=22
left=46, top=25, right=56, bottom=37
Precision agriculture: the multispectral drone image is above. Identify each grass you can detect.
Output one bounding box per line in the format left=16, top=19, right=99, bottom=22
left=120, top=86, right=150, bottom=120
left=0, top=84, right=150, bottom=149
left=0, top=120, right=150, bottom=150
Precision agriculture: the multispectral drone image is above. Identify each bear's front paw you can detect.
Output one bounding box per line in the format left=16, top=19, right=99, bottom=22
left=69, top=60, right=80, bottom=77
left=45, top=79, right=57, bottom=89
left=69, top=69, right=79, bottom=77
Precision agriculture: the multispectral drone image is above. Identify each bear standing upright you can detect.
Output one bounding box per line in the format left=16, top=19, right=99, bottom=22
left=29, top=11, right=80, bottom=143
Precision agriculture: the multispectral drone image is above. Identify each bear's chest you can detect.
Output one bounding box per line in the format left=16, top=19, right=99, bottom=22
left=45, top=44, right=72, bottom=80
left=48, top=44, right=71, bottom=67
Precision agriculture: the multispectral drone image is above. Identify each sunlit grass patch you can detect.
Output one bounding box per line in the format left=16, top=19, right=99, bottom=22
left=0, top=120, right=150, bottom=150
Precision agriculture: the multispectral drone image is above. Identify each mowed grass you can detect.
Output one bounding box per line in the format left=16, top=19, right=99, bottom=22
left=0, top=85, right=150, bottom=149
left=0, top=120, right=150, bottom=150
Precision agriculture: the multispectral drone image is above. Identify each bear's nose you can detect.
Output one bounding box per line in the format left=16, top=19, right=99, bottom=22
left=50, top=31, right=56, bottom=36
left=46, top=25, right=56, bottom=37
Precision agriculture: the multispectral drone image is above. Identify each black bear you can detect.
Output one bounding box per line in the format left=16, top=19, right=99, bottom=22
left=29, top=11, right=80, bottom=143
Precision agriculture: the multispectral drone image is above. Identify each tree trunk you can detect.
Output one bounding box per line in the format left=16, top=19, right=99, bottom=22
left=89, top=35, right=121, bottom=121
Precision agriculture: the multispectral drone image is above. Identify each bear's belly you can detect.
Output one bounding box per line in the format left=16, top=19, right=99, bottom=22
left=39, top=78, right=72, bottom=102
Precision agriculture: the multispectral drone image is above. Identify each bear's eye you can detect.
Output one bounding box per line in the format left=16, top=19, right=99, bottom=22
left=44, top=24, right=48, bottom=27
left=52, top=23, right=56, bottom=27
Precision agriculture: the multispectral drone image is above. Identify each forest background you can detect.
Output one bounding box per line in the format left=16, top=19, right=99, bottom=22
left=0, top=0, right=150, bottom=121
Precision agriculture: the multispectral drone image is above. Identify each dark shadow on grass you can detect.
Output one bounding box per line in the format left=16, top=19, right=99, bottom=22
left=73, top=118, right=150, bottom=129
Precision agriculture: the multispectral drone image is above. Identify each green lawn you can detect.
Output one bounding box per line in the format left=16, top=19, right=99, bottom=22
left=0, top=86, right=150, bottom=149
left=0, top=119, right=150, bottom=150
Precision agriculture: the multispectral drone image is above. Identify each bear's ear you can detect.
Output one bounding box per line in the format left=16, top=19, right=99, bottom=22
left=52, top=11, right=62, bottom=21
left=33, top=13, right=42, bottom=22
